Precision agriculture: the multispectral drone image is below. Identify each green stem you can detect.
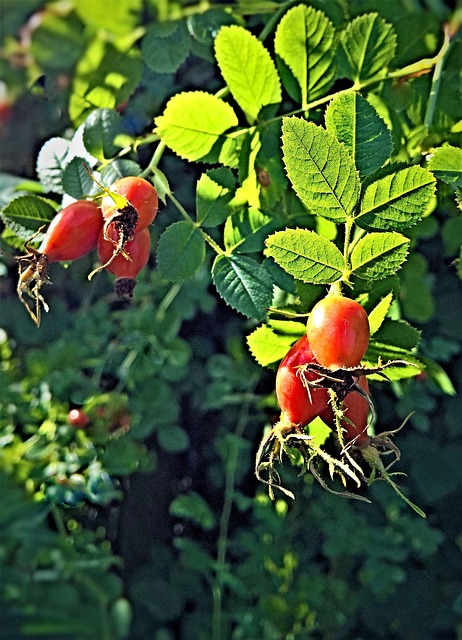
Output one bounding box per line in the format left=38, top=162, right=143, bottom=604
left=50, top=504, right=67, bottom=537
left=212, top=401, right=251, bottom=640
left=168, top=191, right=226, bottom=256
left=423, top=24, right=454, bottom=131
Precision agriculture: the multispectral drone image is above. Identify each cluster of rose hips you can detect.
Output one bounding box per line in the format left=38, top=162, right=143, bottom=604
left=17, top=176, right=158, bottom=325
left=258, top=294, right=425, bottom=515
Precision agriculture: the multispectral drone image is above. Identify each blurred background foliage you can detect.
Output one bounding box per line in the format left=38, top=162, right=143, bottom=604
left=1, top=0, right=462, bottom=639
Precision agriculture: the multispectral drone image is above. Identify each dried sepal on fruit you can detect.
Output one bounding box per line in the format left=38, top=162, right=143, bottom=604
left=16, top=200, right=103, bottom=325
left=85, top=166, right=158, bottom=279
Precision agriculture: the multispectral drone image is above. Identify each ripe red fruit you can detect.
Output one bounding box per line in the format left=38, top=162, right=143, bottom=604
left=306, top=295, right=370, bottom=370
left=276, top=335, right=329, bottom=426
left=97, top=226, right=151, bottom=297
left=39, top=200, right=103, bottom=262
left=100, top=176, right=158, bottom=235
left=320, top=376, right=370, bottom=447
left=67, top=408, right=90, bottom=428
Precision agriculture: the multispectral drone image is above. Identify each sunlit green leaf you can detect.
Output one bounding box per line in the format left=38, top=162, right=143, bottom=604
left=351, top=231, right=409, bottom=280
left=265, top=229, right=344, bottom=284
left=274, top=5, right=336, bottom=107
left=196, top=168, right=236, bottom=227
left=337, top=13, right=397, bottom=83
left=247, top=323, right=304, bottom=367
left=427, top=145, right=462, bottom=187
left=282, top=117, right=360, bottom=222
left=368, top=292, right=393, bottom=335
left=155, top=91, right=239, bottom=162
left=358, top=165, right=436, bottom=230
left=214, top=25, right=281, bottom=124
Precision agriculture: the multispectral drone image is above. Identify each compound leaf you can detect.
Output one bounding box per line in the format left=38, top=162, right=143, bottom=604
left=282, top=117, right=360, bottom=222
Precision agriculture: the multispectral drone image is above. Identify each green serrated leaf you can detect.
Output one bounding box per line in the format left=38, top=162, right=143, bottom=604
left=83, top=109, right=130, bottom=161
left=1, top=195, right=58, bottom=233
left=224, top=207, right=274, bottom=253
left=196, top=168, right=236, bottom=227
left=265, top=229, right=344, bottom=284
left=157, top=221, right=206, bottom=282
left=325, top=93, right=393, bottom=177
left=358, top=165, right=436, bottom=230
left=169, top=492, right=215, bottom=530
left=155, top=91, right=238, bottom=162
left=337, top=13, right=397, bottom=84
left=212, top=254, right=273, bottom=320
left=36, top=137, right=70, bottom=194
left=61, top=157, right=95, bottom=200
left=368, top=292, right=393, bottom=336
left=371, top=317, right=421, bottom=351
left=427, top=145, right=462, bottom=187
left=214, top=25, right=281, bottom=124
left=247, top=324, right=300, bottom=367
left=69, top=39, right=143, bottom=126
left=142, top=20, right=191, bottom=74
left=282, top=117, right=360, bottom=222
left=350, top=231, right=409, bottom=280
left=274, top=5, right=336, bottom=108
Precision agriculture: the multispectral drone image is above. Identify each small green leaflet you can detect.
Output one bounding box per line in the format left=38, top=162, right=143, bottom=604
left=368, top=292, right=393, bottom=336
left=247, top=322, right=304, bottom=367
left=157, top=424, right=190, bottom=453
left=357, top=165, right=436, bottom=230
left=265, top=229, right=344, bottom=284
left=61, top=157, right=95, bottom=200
left=169, top=492, right=215, bottom=530
left=337, top=13, right=397, bottom=84
left=212, top=254, right=274, bottom=320
left=155, top=91, right=238, bottom=162
left=282, top=117, right=360, bottom=222
left=214, top=25, right=281, bottom=124
left=157, top=221, right=206, bottom=282
left=325, top=93, right=393, bottom=177
left=427, top=145, right=462, bottom=187
left=274, top=5, right=336, bottom=108
left=350, top=231, right=409, bottom=280
left=142, top=20, right=191, bottom=74
left=196, top=168, right=236, bottom=227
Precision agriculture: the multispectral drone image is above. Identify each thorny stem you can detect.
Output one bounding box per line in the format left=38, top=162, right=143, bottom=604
left=212, top=398, right=252, bottom=640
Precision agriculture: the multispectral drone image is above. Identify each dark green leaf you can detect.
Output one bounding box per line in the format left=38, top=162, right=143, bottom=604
left=157, top=221, right=206, bottom=282
left=142, top=21, right=191, bottom=74
left=169, top=492, right=215, bottom=530
left=212, top=254, right=274, bottom=320
left=61, top=157, right=95, bottom=199
left=325, top=93, right=393, bottom=177
left=83, top=109, right=131, bottom=161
